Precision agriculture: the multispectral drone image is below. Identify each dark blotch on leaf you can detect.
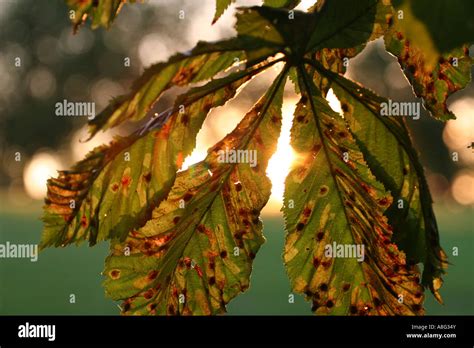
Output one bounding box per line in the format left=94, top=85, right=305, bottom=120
left=313, top=258, right=320, bottom=268
left=143, top=172, right=152, bottom=183
left=378, top=197, right=389, bottom=206
left=143, top=289, right=154, bottom=300
left=296, top=222, right=305, bottom=231
left=147, top=270, right=158, bottom=281
left=220, top=250, right=227, bottom=258
left=373, top=297, right=382, bottom=307
left=322, top=259, right=332, bottom=268
left=319, top=283, right=328, bottom=292
left=168, top=304, right=176, bottom=315
left=183, top=192, right=193, bottom=202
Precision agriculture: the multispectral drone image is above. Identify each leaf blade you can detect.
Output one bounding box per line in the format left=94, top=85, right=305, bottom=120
left=283, top=66, right=424, bottom=315
left=103, top=69, right=288, bottom=315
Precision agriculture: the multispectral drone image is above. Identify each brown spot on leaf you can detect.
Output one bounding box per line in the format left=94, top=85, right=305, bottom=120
left=316, top=231, right=324, bottom=241
left=322, top=259, right=332, bottom=268
left=121, top=175, right=132, bottom=187
left=235, top=182, right=243, bottom=192
left=338, top=131, right=347, bottom=138
left=319, top=283, right=328, bottom=292
left=319, top=186, right=328, bottom=195
left=342, top=283, right=351, bottom=292
left=143, top=289, right=154, bottom=300
left=147, top=270, right=158, bottom=281
left=110, top=269, right=121, bottom=279
left=168, top=304, right=176, bottom=315
left=296, top=222, right=305, bottom=231
left=326, top=300, right=334, bottom=308
left=181, top=114, right=189, bottom=125
left=220, top=250, right=227, bottom=258
left=313, top=258, right=320, bottom=268
left=173, top=216, right=180, bottom=224
left=303, top=207, right=312, bottom=217
left=80, top=215, right=87, bottom=228
left=386, top=15, right=393, bottom=26
left=143, top=172, right=152, bottom=183
left=183, top=192, right=193, bottom=202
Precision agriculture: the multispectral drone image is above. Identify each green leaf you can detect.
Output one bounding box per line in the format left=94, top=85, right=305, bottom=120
left=103, top=70, right=287, bottom=315
left=305, top=0, right=381, bottom=52
left=315, top=63, right=448, bottom=303
left=283, top=67, right=424, bottom=315
left=88, top=41, right=247, bottom=138
left=384, top=0, right=473, bottom=120
left=311, top=0, right=393, bottom=93
left=263, top=0, right=302, bottom=9
left=66, top=0, right=132, bottom=32
left=41, top=64, right=268, bottom=248
left=213, top=0, right=235, bottom=24
left=394, top=0, right=474, bottom=54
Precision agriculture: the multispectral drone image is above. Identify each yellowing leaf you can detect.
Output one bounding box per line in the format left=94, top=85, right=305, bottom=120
left=66, top=0, right=132, bottom=32
left=320, top=68, right=449, bottom=303
left=41, top=64, right=268, bottom=248
left=384, top=0, right=473, bottom=120
left=103, top=71, right=287, bottom=315
left=283, top=67, right=424, bottom=315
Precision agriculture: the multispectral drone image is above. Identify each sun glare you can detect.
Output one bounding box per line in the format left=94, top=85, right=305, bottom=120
left=23, top=152, right=62, bottom=200
left=180, top=90, right=344, bottom=214
left=265, top=101, right=297, bottom=212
